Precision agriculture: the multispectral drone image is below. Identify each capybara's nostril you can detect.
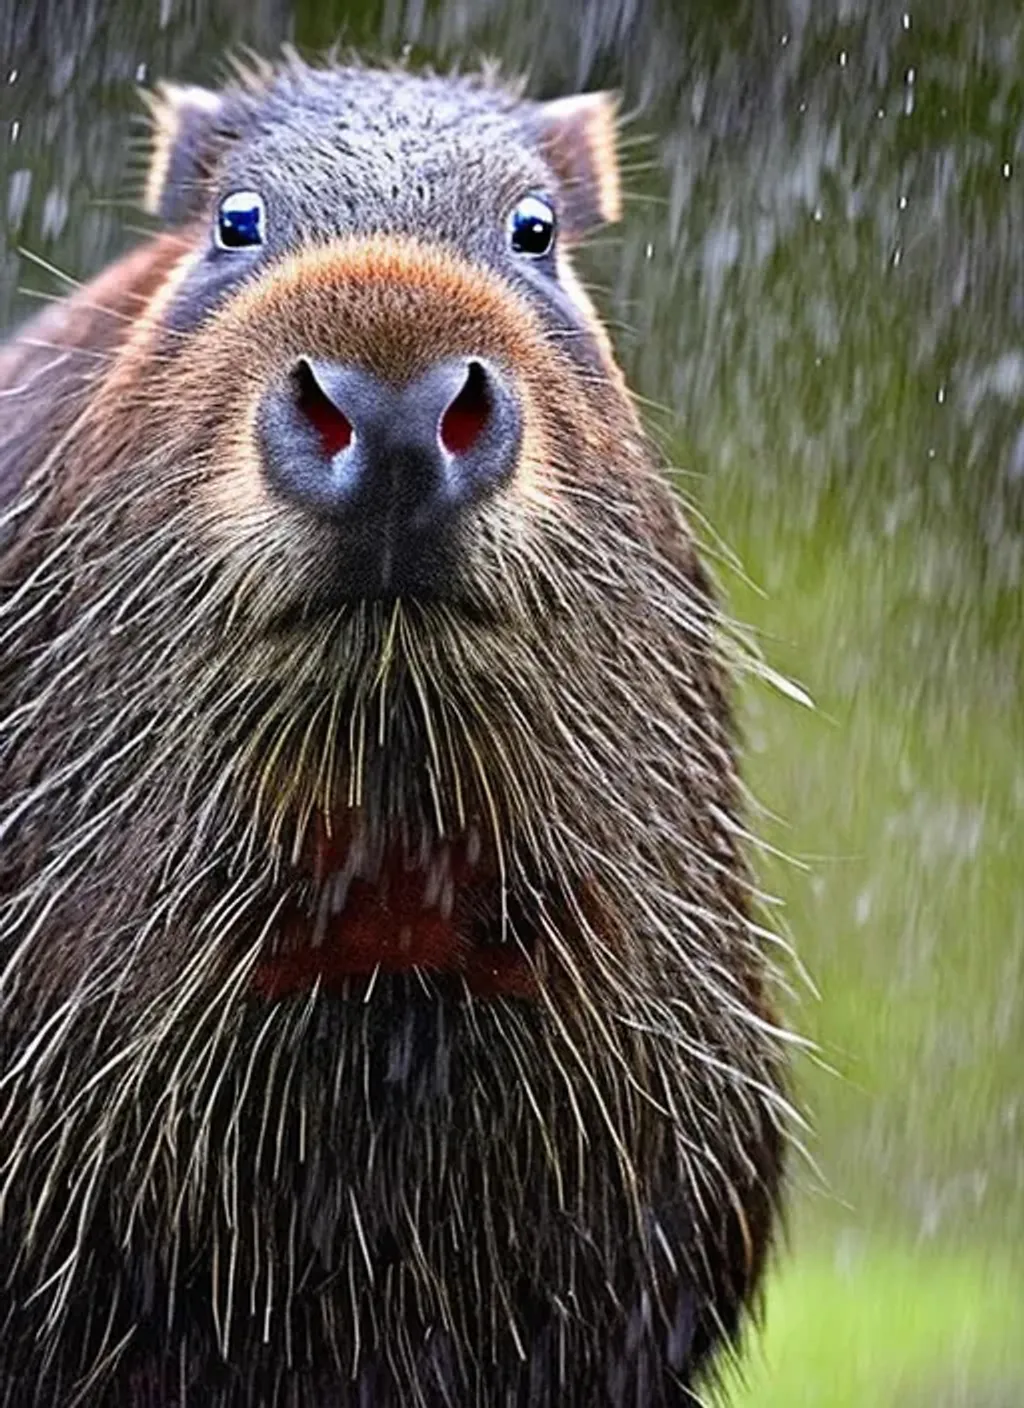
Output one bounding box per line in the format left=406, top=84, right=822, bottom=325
left=439, top=360, right=492, bottom=457
left=396, top=357, right=519, bottom=504
left=293, top=358, right=354, bottom=457
left=256, top=355, right=521, bottom=540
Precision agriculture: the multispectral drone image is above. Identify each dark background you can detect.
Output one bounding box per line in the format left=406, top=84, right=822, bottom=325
left=2, top=2, right=1021, bottom=1400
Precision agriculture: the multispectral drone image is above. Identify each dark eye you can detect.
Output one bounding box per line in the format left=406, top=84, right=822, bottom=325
left=508, top=195, right=556, bottom=258
left=216, top=190, right=266, bottom=250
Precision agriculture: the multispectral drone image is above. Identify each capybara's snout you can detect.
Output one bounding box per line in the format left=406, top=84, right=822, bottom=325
left=256, top=353, right=521, bottom=540
left=162, top=234, right=558, bottom=604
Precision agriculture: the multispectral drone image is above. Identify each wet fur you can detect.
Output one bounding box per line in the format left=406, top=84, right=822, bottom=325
left=0, top=58, right=789, bottom=1408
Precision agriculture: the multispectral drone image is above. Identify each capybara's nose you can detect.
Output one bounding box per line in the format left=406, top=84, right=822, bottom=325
left=257, top=355, right=521, bottom=527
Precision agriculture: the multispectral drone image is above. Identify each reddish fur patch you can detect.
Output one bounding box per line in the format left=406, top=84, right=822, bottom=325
left=252, top=882, right=537, bottom=1001
left=253, top=868, right=464, bottom=1000
left=253, top=818, right=538, bottom=1002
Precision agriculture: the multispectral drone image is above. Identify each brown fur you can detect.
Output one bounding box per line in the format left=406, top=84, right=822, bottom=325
left=0, top=235, right=190, bottom=511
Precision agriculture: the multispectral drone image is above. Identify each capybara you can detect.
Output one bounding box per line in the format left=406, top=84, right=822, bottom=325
left=0, top=52, right=790, bottom=1407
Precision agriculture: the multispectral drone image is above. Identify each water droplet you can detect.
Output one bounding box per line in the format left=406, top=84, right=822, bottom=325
left=839, top=50, right=848, bottom=68
left=41, top=185, right=69, bottom=240
left=780, top=33, right=789, bottom=46
left=906, top=67, right=916, bottom=85
left=644, top=241, right=654, bottom=259
left=1002, top=162, right=1012, bottom=179
left=6, top=69, right=17, bottom=84
left=135, top=62, right=147, bottom=82
left=937, top=386, right=946, bottom=404
left=902, top=11, right=912, bottom=29
left=7, top=168, right=31, bottom=227
left=813, top=206, right=823, bottom=222
left=892, top=247, right=902, bottom=266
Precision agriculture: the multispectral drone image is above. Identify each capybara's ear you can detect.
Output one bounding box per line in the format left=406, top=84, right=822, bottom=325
left=533, top=92, right=622, bottom=239
left=142, top=82, right=233, bottom=225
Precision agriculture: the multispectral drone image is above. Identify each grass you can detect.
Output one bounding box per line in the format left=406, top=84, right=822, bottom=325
left=724, top=1242, right=1024, bottom=1406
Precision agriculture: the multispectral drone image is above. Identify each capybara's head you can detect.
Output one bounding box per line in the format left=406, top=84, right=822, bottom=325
left=0, top=54, right=790, bottom=1406
left=139, top=61, right=624, bottom=613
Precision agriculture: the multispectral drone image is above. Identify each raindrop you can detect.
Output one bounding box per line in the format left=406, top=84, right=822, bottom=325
left=898, top=195, right=908, bottom=209
left=936, top=386, right=946, bottom=404
left=813, top=206, right=823, bottom=222
left=839, top=51, right=848, bottom=68
left=10, top=120, right=19, bottom=142
left=781, top=33, right=789, bottom=47
left=644, top=242, right=654, bottom=259
left=902, top=11, right=912, bottom=29
left=903, top=68, right=917, bottom=117
left=6, top=69, right=17, bottom=84
left=135, top=62, right=147, bottom=82
left=7, top=169, right=31, bottom=228
left=1002, top=162, right=1012, bottom=179
left=877, top=107, right=886, bottom=118
left=41, top=186, right=69, bottom=239
left=892, top=247, right=902, bottom=266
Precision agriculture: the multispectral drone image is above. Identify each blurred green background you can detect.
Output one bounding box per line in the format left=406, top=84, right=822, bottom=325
left=1, top=1, right=1021, bottom=1400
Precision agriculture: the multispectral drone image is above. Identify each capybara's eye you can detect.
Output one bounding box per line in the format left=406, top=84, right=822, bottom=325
left=507, top=195, right=556, bottom=258
left=215, top=190, right=266, bottom=250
